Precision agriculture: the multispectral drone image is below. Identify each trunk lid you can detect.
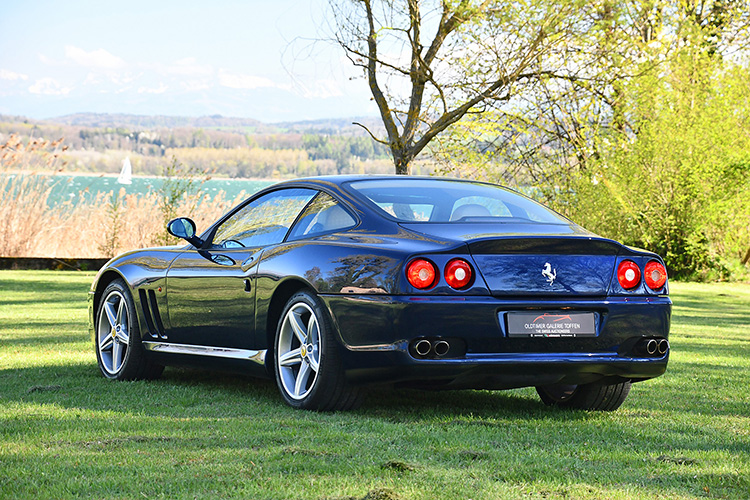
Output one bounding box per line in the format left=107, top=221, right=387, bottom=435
left=400, top=223, right=622, bottom=297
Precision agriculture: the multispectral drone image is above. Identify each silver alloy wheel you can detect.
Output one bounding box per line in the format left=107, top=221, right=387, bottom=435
left=96, top=290, right=130, bottom=375
left=277, top=301, right=321, bottom=400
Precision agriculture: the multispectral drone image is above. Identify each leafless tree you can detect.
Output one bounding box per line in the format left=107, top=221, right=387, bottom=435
left=330, top=0, right=586, bottom=174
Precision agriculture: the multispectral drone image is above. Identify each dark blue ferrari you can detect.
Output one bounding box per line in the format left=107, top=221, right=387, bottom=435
left=88, top=176, right=671, bottom=411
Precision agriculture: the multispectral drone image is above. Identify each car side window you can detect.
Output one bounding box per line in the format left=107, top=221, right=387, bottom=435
left=287, top=192, right=356, bottom=240
left=212, top=188, right=316, bottom=248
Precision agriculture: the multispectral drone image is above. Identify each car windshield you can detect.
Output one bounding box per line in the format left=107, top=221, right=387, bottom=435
left=346, top=178, right=567, bottom=224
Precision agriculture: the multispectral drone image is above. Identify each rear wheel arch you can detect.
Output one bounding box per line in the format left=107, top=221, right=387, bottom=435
left=264, top=279, right=315, bottom=376
left=272, top=289, right=363, bottom=410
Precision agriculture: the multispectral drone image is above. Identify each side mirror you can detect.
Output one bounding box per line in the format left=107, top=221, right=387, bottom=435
left=167, top=217, right=204, bottom=247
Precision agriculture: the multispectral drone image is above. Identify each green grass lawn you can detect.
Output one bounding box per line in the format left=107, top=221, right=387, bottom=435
left=1, top=271, right=749, bottom=499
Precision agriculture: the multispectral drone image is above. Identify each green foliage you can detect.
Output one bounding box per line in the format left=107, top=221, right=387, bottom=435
left=568, top=57, right=750, bottom=279
left=302, top=134, right=389, bottom=173
left=432, top=0, right=750, bottom=280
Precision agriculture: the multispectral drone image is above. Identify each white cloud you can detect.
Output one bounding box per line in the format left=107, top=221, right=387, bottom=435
left=28, top=78, right=73, bottom=95
left=82, top=73, right=103, bottom=85
left=0, top=69, right=29, bottom=81
left=65, top=45, right=125, bottom=69
left=109, top=73, right=138, bottom=85
left=138, top=83, right=168, bottom=94
left=180, top=81, right=211, bottom=92
left=38, top=53, right=62, bottom=66
left=218, top=70, right=275, bottom=90
left=163, top=58, right=213, bottom=77
left=291, top=79, right=345, bottom=99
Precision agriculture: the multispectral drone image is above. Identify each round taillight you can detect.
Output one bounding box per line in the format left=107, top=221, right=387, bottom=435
left=617, top=260, right=641, bottom=289
left=644, top=260, right=667, bottom=290
left=406, top=259, right=437, bottom=289
left=445, top=258, right=473, bottom=289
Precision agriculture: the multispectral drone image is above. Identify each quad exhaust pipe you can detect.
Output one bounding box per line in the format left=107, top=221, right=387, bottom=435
left=643, top=338, right=658, bottom=355
left=636, top=338, right=669, bottom=357
left=412, top=338, right=451, bottom=358
left=434, top=340, right=450, bottom=357
left=657, top=338, right=669, bottom=355
left=414, top=339, right=432, bottom=356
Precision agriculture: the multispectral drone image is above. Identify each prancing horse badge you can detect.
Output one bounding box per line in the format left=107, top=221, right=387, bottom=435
left=542, top=262, right=556, bottom=285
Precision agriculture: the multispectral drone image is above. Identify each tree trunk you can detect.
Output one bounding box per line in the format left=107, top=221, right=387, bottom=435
left=394, top=157, right=410, bottom=175
left=391, top=144, right=412, bottom=175
left=742, top=246, right=750, bottom=265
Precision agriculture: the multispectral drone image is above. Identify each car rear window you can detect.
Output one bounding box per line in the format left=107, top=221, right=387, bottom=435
left=346, top=178, right=567, bottom=224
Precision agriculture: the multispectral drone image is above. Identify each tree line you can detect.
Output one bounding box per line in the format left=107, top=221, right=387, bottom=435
left=0, top=116, right=396, bottom=177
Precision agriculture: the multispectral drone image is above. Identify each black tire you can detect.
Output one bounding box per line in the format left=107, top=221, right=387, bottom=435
left=273, top=290, right=363, bottom=411
left=94, top=279, right=164, bottom=381
left=536, top=381, right=631, bottom=411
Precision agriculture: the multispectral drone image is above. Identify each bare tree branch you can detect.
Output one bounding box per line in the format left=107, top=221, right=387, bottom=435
left=353, top=122, right=390, bottom=145
left=331, top=0, right=580, bottom=174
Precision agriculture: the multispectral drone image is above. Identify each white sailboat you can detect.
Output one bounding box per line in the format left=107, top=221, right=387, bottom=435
left=117, top=157, right=133, bottom=185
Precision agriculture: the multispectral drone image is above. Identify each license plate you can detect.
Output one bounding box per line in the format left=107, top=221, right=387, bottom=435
left=506, top=312, right=596, bottom=337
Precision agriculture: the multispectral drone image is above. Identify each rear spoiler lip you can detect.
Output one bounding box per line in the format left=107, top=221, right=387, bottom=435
left=466, top=235, right=626, bottom=256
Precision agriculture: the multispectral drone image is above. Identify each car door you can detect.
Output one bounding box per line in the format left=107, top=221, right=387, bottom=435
left=164, top=187, right=317, bottom=349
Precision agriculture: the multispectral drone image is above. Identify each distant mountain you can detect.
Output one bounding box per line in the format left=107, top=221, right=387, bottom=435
left=47, top=113, right=385, bottom=136
left=274, top=116, right=384, bottom=135
left=52, top=113, right=264, bottom=130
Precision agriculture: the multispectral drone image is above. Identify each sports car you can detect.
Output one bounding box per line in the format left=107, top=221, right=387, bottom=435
left=88, top=176, right=671, bottom=411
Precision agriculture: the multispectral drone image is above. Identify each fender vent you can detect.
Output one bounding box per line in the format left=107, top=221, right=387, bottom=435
left=139, top=289, right=166, bottom=339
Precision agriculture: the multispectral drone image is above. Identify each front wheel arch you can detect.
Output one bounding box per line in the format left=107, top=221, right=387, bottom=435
left=92, top=270, right=129, bottom=319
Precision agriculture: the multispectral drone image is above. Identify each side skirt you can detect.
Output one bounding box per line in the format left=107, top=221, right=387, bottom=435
left=142, top=341, right=266, bottom=365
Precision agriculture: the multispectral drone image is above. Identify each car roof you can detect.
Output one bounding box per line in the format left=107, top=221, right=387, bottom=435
left=274, top=175, right=480, bottom=187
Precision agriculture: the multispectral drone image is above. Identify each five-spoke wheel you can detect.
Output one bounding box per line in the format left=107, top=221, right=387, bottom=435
left=96, top=289, right=131, bottom=375
left=95, top=279, right=163, bottom=381
left=274, top=290, right=362, bottom=411
left=277, top=301, right=321, bottom=400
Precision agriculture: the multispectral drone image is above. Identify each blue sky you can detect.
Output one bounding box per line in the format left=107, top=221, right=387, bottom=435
left=0, top=0, right=377, bottom=122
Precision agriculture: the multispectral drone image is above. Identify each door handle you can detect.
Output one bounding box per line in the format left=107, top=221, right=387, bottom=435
left=241, top=256, right=255, bottom=272
left=243, top=279, right=252, bottom=292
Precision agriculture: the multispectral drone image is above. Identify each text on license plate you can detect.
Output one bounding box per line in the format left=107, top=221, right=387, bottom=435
left=506, top=312, right=596, bottom=337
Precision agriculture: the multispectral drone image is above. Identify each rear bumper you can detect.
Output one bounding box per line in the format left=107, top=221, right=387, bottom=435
left=339, top=349, right=667, bottom=389
left=321, top=293, right=671, bottom=389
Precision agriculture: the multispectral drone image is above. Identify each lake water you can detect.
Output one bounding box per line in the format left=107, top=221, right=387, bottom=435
left=11, top=174, right=277, bottom=207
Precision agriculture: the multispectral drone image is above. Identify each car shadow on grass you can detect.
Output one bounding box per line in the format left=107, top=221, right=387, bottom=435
left=1, top=360, right=623, bottom=423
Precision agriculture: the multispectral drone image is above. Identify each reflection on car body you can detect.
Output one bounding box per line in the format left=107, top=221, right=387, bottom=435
left=89, top=176, right=670, bottom=411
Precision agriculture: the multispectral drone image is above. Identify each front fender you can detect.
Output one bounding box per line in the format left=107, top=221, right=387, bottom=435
left=89, top=248, right=183, bottom=342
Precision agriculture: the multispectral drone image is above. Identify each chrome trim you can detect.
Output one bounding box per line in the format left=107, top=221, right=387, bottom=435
left=142, top=341, right=266, bottom=365
left=345, top=341, right=402, bottom=352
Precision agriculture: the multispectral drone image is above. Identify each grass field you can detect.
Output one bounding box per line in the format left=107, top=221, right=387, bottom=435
left=1, top=271, right=749, bottom=500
